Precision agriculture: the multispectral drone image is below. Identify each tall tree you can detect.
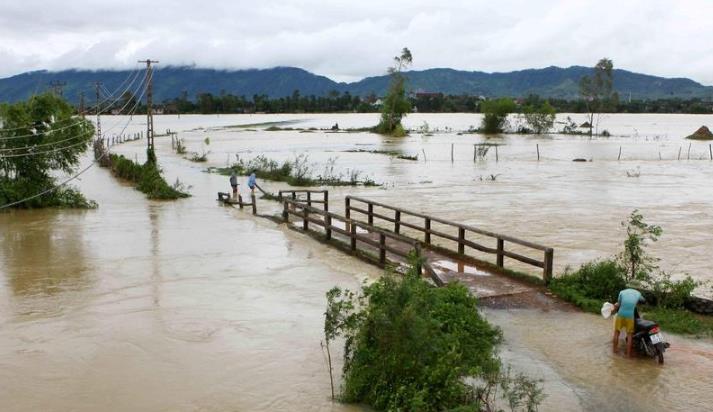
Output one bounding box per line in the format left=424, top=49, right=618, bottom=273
left=0, top=93, right=95, bottom=208
left=579, top=58, right=618, bottom=136
left=376, top=47, right=412, bottom=136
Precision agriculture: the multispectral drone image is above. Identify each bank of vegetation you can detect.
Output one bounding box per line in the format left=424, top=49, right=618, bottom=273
left=323, top=258, right=544, bottom=411
left=209, top=154, right=379, bottom=187
left=1, top=93, right=97, bottom=209
left=106, top=154, right=190, bottom=200
left=550, top=210, right=713, bottom=337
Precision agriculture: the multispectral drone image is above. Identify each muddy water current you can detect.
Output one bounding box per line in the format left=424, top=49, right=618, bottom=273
left=1, top=113, right=713, bottom=411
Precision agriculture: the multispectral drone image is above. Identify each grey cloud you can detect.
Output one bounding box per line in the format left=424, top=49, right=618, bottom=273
left=1, top=0, right=712, bottom=84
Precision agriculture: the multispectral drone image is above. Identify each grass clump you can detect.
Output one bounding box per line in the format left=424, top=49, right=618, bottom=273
left=109, top=154, right=190, bottom=200
left=209, top=154, right=380, bottom=187
left=323, top=261, right=544, bottom=411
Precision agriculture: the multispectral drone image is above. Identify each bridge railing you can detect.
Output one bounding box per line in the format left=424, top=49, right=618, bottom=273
left=345, top=195, right=554, bottom=283
left=282, top=198, right=425, bottom=273
left=278, top=190, right=328, bottom=212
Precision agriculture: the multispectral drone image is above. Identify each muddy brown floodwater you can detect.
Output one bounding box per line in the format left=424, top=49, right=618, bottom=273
left=2, top=113, right=713, bottom=411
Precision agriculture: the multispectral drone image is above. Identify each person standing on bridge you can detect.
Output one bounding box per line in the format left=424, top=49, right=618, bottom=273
left=230, top=171, right=239, bottom=199
left=612, top=287, right=645, bottom=358
left=247, top=170, right=258, bottom=194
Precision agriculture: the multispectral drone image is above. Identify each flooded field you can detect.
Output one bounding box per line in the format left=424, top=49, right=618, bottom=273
left=2, top=113, right=713, bottom=411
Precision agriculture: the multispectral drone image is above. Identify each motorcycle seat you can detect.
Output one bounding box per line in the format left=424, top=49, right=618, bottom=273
left=635, top=319, right=657, bottom=331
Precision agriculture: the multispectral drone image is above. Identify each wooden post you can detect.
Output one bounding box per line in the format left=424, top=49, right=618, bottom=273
left=618, top=146, right=622, bottom=161
left=458, top=227, right=465, bottom=255
left=687, top=143, right=691, bottom=160
left=451, top=143, right=454, bottom=163
left=536, top=144, right=540, bottom=161
left=414, top=242, right=422, bottom=275
left=543, top=248, right=554, bottom=285
left=496, top=238, right=504, bottom=268
left=238, top=194, right=244, bottom=209
left=303, top=205, right=309, bottom=230
left=367, top=203, right=373, bottom=226
left=324, top=191, right=329, bottom=212
left=709, top=144, right=712, bottom=160
left=379, top=233, right=386, bottom=265
left=292, top=192, right=296, bottom=200
left=421, top=149, right=427, bottom=162
left=495, top=145, right=499, bottom=162
left=345, top=197, right=351, bottom=232
left=678, top=146, right=681, bottom=160
left=307, top=192, right=312, bottom=207
left=394, top=210, right=401, bottom=234
left=325, top=214, right=332, bottom=241
left=251, top=194, right=257, bottom=215
left=350, top=223, right=357, bottom=252
left=473, top=145, right=476, bottom=162
left=282, top=201, right=289, bottom=222
left=425, top=218, right=431, bottom=245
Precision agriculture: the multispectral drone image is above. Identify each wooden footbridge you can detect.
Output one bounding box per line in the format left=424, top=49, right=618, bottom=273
left=220, top=189, right=556, bottom=302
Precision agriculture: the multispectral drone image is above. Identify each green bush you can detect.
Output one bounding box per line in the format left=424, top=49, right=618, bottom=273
left=549, top=260, right=626, bottom=313
left=480, top=98, right=516, bottom=134
left=324, top=263, right=543, bottom=411
left=0, top=178, right=96, bottom=209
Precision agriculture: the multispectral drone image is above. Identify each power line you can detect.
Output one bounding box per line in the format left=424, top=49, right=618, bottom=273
left=0, top=70, right=148, bottom=142
left=0, top=93, right=143, bottom=209
left=0, top=68, right=141, bottom=135
left=1, top=76, right=148, bottom=157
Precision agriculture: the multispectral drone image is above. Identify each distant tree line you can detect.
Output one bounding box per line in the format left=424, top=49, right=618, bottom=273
left=151, top=92, right=712, bottom=115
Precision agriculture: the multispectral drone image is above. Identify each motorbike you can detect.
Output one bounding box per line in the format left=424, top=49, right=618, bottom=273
left=633, top=308, right=670, bottom=364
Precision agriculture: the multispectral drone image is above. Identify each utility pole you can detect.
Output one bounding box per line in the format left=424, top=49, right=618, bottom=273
left=49, top=80, right=67, bottom=97
left=138, top=59, right=159, bottom=162
left=79, top=91, right=85, bottom=118
left=95, top=82, right=103, bottom=141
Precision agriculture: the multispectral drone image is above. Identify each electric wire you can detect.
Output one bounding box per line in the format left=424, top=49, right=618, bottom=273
left=0, top=74, right=148, bottom=158
left=0, top=85, right=146, bottom=209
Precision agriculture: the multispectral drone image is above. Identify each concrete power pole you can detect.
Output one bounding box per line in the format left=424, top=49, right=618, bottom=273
left=49, top=80, right=67, bottom=97
left=95, top=82, right=103, bottom=141
left=138, top=59, right=159, bottom=162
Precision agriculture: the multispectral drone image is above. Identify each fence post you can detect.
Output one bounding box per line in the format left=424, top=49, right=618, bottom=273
left=458, top=227, right=465, bottom=255
left=303, top=205, right=309, bottom=230
left=307, top=192, right=312, bottom=207
left=618, top=146, right=622, bottom=161
left=350, top=223, right=357, bottom=252
left=282, top=201, right=289, bottom=222
left=345, top=197, right=351, bottom=232
left=251, top=194, right=257, bottom=215
left=394, top=210, right=401, bottom=234
left=325, top=214, right=332, bottom=241
left=710, top=144, right=712, bottom=160
left=425, top=218, right=431, bottom=245
left=451, top=143, right=454, bottom=163
left=324, top=191, right=329, bottom=212
left=379, top=233, right=386, bottom=265
left=687, top=143, right=691, bottom=160
left=495, top=145, right=499, bottom=162
left=496, top=238, right=504, bottom=268
left=544, top=248, right=554, bottom=285
left=414, top=242, right=423, bottom=275
left=368, top=203, right=374, bottom=226
left=536, top=144, right=540, bottom=161
left=238, top=194, right=244, bottom=209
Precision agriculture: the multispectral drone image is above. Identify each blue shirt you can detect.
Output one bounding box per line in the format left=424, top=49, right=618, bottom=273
left=617, top=289, right=644, bottom=319
left=248, top=173, right=257, bottom=189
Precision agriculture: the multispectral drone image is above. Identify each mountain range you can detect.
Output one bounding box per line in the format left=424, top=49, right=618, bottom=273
left=1, top=65, right=712, bottom=104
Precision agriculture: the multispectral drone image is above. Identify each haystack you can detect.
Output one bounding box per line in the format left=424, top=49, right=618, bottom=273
left=685, top=126, right=713, bottom=140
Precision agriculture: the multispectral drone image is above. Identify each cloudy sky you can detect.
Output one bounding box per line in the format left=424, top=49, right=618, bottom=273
left=1, top=0, right=712, bottom=84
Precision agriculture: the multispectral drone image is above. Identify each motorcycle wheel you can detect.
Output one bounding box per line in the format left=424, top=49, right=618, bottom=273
left=654, top=343, right=665, bottom=365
